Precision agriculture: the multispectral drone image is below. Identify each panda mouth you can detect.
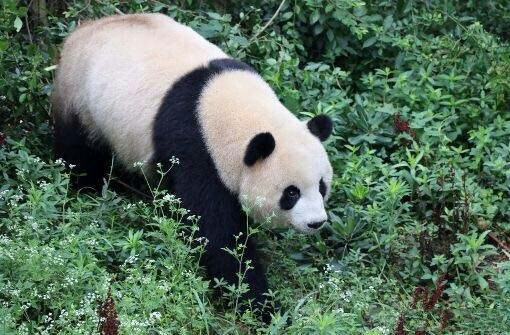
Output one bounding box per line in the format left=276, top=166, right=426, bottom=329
left=307, top=220, right=326, bottom=229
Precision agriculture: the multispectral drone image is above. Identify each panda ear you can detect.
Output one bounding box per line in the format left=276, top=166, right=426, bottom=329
left=307, top=115, right=333, bottom=142
left=244, top=132, right=275, bottom=167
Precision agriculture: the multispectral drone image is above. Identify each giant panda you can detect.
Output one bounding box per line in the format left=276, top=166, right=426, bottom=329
left=52, top=13, right=333, bottom=321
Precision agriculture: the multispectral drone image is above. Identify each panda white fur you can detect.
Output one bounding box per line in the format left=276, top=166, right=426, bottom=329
left=52, top=13, right=333, bottom=320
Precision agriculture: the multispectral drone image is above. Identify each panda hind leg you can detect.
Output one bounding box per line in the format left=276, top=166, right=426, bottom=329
left=53, top=112, right=112, bottom=191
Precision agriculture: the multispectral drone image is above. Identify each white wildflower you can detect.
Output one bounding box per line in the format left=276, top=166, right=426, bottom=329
left=133, top=161, right=145, bottom=168
left=169, top=156, right=180, bottom=165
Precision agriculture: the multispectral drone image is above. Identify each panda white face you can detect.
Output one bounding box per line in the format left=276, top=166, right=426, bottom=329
left=278, top=177, right=330, bottom=233
left=240, top=115, right=333, bottom=234
left=275, top=175, right=332, bottom=234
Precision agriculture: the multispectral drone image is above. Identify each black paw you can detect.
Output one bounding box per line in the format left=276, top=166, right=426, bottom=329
left=259, top=305, right=274, bottom=324
left=256, top=298, right=280, bottom=324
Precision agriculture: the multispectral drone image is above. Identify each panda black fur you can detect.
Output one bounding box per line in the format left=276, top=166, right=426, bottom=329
left=52, top=13, right=333, bottom=321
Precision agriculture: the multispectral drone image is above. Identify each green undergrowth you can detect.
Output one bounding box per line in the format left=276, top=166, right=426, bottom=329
left=1, top=0, right=510, bottom=334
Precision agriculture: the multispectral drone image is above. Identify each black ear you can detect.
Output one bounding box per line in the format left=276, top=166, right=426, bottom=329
left=307, top=115, right=333, bottom=142
left=244, top=132, right=275, bottom=166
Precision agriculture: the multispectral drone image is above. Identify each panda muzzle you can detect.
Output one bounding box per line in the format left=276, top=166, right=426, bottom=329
left=307, top=220, right=326, bottom=229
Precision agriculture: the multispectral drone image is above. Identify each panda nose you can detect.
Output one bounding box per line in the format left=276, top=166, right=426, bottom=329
left=307, top=220, right=326, bottom=229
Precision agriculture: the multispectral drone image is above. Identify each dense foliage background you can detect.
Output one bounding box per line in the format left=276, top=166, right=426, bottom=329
left=1, top=1, right=509, bottom=334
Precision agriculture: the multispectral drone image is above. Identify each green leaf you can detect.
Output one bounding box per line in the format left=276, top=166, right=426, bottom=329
left=326, top=29, right=334, bottom=41
left=153, top=3, right=166, bottom=12
left=44, top=65, right=58, bottom=72
left=478, top=276, right=489, bottom=290
left=310, top=11, right=320, bottom=25
left=207, top=12, right=223, bottom=20
left=383, top=15, right=393, bottom=29
left=14, top=16, right=23, bottom=32
left=313, top=24, right=324, bottom=35
left=289, top=252, right=305, bottom=261
left=395, top=52, right=405, bottom=69
left=0, top=39, right=8, bottom=52
left=362, top=37, right=377, bottom=48
left=281, top=12, right=293, bottom=20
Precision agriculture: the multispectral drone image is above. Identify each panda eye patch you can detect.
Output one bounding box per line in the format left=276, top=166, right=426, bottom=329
left=279, top=185, right=300, bottom=210
left=319, top=178, right=327, bottom=198
left=285, top=186, right=300, bottom=198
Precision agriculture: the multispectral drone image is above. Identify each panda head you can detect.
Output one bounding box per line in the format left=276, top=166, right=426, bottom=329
left=240, top=115, right=333, bottom=234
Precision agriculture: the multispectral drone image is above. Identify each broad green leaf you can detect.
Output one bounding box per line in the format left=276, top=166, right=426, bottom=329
left=362, top=37, right=377, bottom=48
left=14, top=16, right=23, bottom=32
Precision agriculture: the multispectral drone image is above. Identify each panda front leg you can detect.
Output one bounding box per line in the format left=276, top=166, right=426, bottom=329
left=166, top=164, right=275, bottom=322
left=200, top=230, right=273, bottom=323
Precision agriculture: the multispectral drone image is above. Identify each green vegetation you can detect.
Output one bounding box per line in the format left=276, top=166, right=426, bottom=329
left=1, top=1, right=509, bottom=334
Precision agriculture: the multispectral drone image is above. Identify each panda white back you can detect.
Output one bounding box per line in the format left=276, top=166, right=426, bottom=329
left=53, top=13, right=226, bottom=167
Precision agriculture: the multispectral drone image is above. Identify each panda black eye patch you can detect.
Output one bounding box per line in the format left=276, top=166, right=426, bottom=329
left=279, top=185, right=300, bottom=210
left=319, top=178, right=327, bottom=198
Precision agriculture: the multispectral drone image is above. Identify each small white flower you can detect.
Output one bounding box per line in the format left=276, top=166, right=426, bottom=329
left=162, top=194, right=176, bottom=203
left=255, top=196, right=266, bottom=207
left=0, top=189, right=8, bottom=200
left=332, top=307, right=344, bottom=315
left=195, top=236, right=208, bottom=245
left=187, top=214, right=200, bottom=221
left=150, top=311, right=162, bottom=320
left=370, top=326, right=390, bottom=335
left=132, top=161, right=145, bottom=168
left=169, top=156, right=180, bottom=165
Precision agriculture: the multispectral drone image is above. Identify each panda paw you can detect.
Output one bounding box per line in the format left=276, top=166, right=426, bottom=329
left=255, top=297, right=280, bottom=325
left=259, top=305, right=275, bottom=325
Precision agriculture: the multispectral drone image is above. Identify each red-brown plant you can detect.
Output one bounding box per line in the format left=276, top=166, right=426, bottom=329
left=395, top=314, right=407, bottom=335
left=424, top=274, right=447, bottom=310
left=394, top=114, right=417, bottom=139
left=98, top=288, right=120, bottom=335
left=394, top=274, right=450, bottom=335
